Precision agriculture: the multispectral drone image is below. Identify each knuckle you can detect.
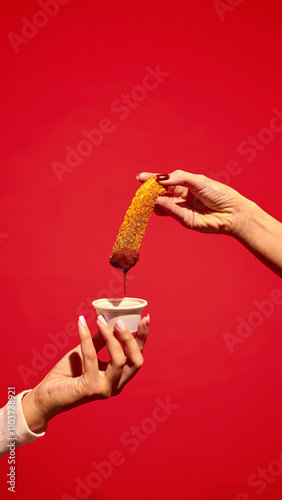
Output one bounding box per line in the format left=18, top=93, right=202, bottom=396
left=116, top=353, right=127, bottom=368
left=86, top=352, right=98, bottom=363
left=103, top=388, right=112, bottom=399
left=197, top=174, right=208, bottom=185
left=124, top=333, right=134, bottom=343
left=172, top=169, right=183, bottom=177
left=134, top=354, right=144, bottom=370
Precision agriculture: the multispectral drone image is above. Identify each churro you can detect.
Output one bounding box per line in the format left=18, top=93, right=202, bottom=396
left=110, top=177, right=167, bottom=271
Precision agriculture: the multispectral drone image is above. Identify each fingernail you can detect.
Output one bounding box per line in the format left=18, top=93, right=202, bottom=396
left=146, top=314, right=150, bottom=327
left=79, top=315, right=87, bottom=328
left=116, top=318, right=126, bottom=331
left=156, top=174, right=169, bottom=181
left=98, top=315, right=108, bottom=327
left=136, top=173, right=140, bottom=181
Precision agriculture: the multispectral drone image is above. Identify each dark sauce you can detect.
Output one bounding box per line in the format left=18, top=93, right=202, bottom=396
left=123, top=269, right=127, bottom=296
left=109, top=261, right=128, bottom=295
left=110, top=248, right=139, bottom=295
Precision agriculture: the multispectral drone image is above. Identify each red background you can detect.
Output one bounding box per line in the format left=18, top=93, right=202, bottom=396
left=1, top=1, right=282, bottom=499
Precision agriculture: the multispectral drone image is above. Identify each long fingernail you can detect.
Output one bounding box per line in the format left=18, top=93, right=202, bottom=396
left=156, top=174, right=169, bottom=181
left=146, top=314, right=150, bottom=327
left=136, top=173, right=140, bottom=180
left=98, top=315, right=108, bottom=327
left=79, top=315, right=87, bottom=328
left=116, top=318, right=126, bottom=330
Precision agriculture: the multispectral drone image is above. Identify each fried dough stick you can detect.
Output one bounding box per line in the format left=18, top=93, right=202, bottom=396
left=110, top=177, right=167, bottom=271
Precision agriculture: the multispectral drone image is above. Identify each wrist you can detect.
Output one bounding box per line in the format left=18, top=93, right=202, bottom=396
left=229, top=195, right=257, bottom=241
left=21, top=388, right=48, bottom=434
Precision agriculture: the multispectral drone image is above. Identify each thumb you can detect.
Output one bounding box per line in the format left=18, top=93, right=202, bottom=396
left=155, top=196, right=191, bottom=228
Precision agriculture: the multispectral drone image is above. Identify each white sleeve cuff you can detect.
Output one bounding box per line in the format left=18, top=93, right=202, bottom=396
left=0, top=390, right=46, bottom=458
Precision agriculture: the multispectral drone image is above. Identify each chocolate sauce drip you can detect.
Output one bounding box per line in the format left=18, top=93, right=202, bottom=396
left=123, top=270, right=126, bottom=296
left=110, top=248, right=139, bottom=295
left=110, top=248, right=139, bottom=271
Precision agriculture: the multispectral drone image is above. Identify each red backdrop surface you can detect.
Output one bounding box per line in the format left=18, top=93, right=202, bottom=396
left=1, top=1, right=282, bottom=499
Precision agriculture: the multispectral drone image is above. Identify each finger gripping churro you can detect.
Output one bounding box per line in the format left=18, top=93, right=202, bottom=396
left=110, top=177, right=167, bottom=271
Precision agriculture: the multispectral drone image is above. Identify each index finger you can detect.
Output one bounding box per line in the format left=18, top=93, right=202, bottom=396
left=138, top=170, right=208, bottom=193
left=78, top=317, right=99, bottom=376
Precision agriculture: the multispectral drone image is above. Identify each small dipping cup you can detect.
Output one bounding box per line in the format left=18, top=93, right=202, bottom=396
left=92, top=297, right=148, bottom=332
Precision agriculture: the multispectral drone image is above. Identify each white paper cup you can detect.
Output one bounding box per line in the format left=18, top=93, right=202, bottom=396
left=92, top=297, right=148, bottom=332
